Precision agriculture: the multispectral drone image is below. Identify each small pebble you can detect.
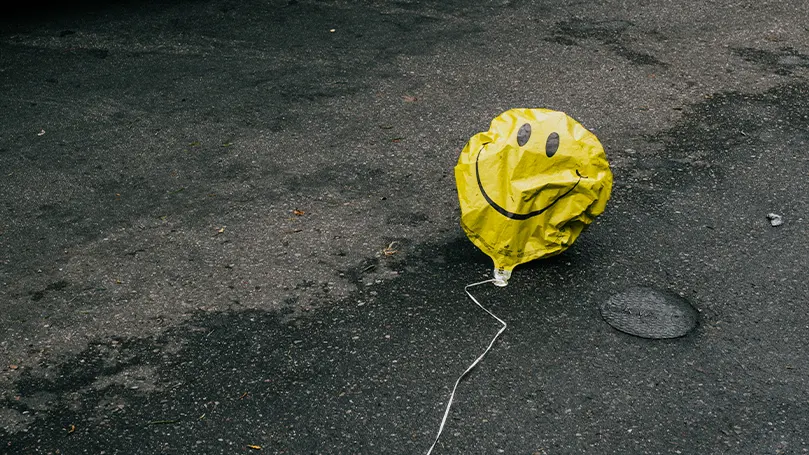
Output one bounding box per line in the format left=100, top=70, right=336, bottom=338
left=767, top=213, right=783, bottom=227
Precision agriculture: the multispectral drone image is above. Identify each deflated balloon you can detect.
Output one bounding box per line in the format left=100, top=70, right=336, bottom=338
left=455, top=108, right=612, bottom=281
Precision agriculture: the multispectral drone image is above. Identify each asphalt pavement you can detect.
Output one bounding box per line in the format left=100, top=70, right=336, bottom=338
left=2, top=0, right=809, bottom=454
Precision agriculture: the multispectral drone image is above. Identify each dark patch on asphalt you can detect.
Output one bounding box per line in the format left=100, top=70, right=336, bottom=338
left=29, top=281, right=69, bottom=302
left=13, top=339, right=147, bottom=398
left=733, top=46, right=809, bottom=75
left=1, top=237, right=498, bottom=455
left=637, top=83, right=809, bottom=194
left=546, top=18, right=667, bottom=66
left=4, top=224, right=809, bottom=454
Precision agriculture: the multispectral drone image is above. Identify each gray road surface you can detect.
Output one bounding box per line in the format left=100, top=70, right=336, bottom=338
left=2, top=1, right=809, bottom=454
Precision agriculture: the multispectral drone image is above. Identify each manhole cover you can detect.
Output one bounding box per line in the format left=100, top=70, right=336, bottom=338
left=600, top=287, right=699, bottom=339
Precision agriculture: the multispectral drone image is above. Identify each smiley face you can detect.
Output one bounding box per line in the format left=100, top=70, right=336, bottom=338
left=475, top=122, right=584, bottom=220
left=471, top=110, right=602, bottom=221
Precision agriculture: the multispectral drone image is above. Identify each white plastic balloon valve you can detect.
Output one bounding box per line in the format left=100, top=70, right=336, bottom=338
left=492, top=268, right=511, bottom=287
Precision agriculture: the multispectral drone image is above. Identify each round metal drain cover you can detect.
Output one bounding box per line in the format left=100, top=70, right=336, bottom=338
left=600, top=287, right=699, bottom=339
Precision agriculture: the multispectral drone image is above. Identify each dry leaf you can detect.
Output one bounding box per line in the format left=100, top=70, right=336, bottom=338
left=402, top=95, right=417, bottom=102
left=67, top=424, right=76, bottom=434
left=382, top=241, right=400, bottom=256
left=247, top=445, right=262, bottom=450
left=8, top=365, right=18, bottom=370
left=292, top=209, right=305, bottom=216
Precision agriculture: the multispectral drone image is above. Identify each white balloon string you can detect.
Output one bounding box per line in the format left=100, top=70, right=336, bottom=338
left=425, top=278, right=507, bottom=455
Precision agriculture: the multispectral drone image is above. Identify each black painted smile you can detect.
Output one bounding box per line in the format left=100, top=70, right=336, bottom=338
left=475, top=144, right=582, bottom=221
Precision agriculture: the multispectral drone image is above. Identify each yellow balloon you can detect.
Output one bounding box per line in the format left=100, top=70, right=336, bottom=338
left=455, top=109, right=612, bottom=283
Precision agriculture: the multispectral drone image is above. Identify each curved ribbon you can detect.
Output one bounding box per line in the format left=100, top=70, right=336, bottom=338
left=425, top=279, right=507, bottom=455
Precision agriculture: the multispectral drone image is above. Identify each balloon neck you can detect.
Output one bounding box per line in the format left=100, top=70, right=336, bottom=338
left=492, top=268, right=511, bottom=287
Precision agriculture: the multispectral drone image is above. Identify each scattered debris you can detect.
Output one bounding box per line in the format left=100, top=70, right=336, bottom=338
left=66, top=424, right=76, bottom=434
left=402, top=95, right=418, bottom=102
left=292, top=209, right=305, bottom=216
left=214, top=227, right=226, bottom=236
left=382, top=241, right=400, bottom=256
left=767, top=213, right=783, bottom=227
left=247, top=445, right=262, bottom=450
left=37, top=129, right=46, bottom=136
left=8, top=365, right=18, bottom=370
left=238, top=392, right=249, bottom=400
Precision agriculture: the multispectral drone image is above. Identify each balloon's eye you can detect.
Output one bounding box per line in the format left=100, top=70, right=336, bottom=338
left=517, top=123, right=531, bottom=147
left=546, top=132, right=560, bottom=158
